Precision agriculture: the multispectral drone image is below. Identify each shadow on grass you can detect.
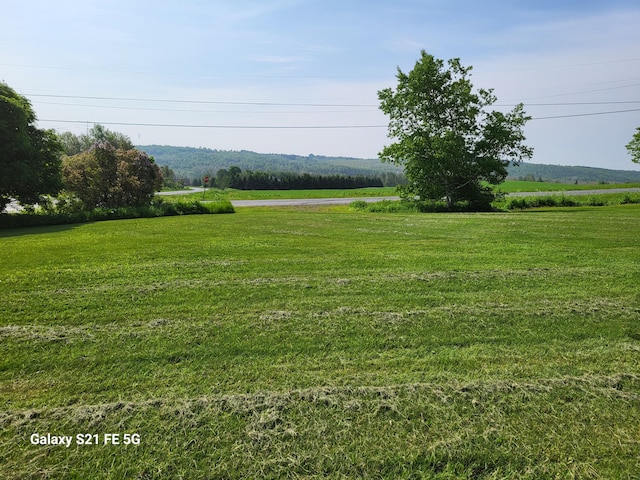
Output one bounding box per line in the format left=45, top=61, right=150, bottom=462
left=0, top=220, right=82, bottom=238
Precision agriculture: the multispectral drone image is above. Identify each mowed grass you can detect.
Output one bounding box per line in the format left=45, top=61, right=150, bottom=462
left=1, top=205, right=639, bottom=478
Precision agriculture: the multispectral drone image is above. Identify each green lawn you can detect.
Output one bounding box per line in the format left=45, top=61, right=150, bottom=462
left=1, top=205, right=639, bottom=478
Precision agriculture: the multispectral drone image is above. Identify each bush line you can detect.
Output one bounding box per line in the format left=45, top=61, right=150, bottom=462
left=0, top=200, right=234, bottom=229
left=351, top=192, right=640, bottom=212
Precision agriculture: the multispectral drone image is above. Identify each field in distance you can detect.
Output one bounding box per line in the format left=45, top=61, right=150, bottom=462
left=1, top=205, right=639, bottom=478
left=161, top=180, right=640, bottom=202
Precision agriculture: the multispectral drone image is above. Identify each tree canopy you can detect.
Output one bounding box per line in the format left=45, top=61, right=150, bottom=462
left=0, top=82, right=63, bottom=212
left=626, top=127, right=640, bottom=164
left=59, top=124, right=134, bottom=156
left=62, top=143, right=162, bottom=209
left=378, top=51, right=533, bottom=210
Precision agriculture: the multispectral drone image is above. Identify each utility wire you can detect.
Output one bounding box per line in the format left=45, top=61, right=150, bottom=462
left=26, top=93, right=377, bottom=108
left=39, top=119, right=388, bottom=129
left=27, top=93, right=640, bottom=111
left=529, top=107, right=640, bottom=120
left=39, top=106, right=640, bottom=129
left=34, top=100, right=376, bottom=114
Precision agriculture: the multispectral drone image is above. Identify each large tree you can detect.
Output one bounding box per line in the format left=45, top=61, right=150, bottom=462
left=62, top=143, right=162, bottom=209
left=0, top=82, right=63, bottom=212
left=626, top=127, right=640, bottom=164
left=378, top=51, right=533, bottom=210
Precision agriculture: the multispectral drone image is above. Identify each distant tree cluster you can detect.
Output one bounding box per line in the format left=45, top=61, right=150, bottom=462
left=57, top=126, right=163, bottom=210
left=159, top=165, right=186, bottom=190
left=59, top=124, right=134, bottom=156
left=213, top=167, right=383, bottom=190
left=139, top=145, right=404, bottom=182
left=62, top=143, right=162, bottom=209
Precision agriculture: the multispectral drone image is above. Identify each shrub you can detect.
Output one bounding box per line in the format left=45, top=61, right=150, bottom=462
left=0, top=199, right=234, bottom=229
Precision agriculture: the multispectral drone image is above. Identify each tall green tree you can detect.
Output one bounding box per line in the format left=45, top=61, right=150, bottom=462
left=626, top=127, right=640, bottom=164
left=378, top=51, right=533, bottom=210
left=0, top=82, right=63, bottom=212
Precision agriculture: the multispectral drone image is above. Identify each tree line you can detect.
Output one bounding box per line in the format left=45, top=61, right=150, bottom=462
left=139, top=145, right=403, bottom=180
left=212, top=167, right=383, bottom=190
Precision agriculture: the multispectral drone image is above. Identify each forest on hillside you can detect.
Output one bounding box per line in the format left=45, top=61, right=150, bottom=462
left=139, top=145, right=640, bottom=185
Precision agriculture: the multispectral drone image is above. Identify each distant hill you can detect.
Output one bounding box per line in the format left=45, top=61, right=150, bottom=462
left=139, top=145, right=640, bottom=184
left=138, top=145, right=401, bottom=180
left=507, top=163, right=640, bottom=184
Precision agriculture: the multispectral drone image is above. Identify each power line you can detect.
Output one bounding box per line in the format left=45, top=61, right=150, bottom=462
left=36, top=99, right=640, bottom=114
left=39, top=106, right=640, bottom=130
left=501, top=101, right=640, bottom=106
left=34, top=100, right=377, bottom=114
left=529, top=107, right=640, bottom=120
left=39, top=119, right=388, bottom=129
left=26, top=93, right=378, bottom=108
left=27, top=92, right=640, bottom=112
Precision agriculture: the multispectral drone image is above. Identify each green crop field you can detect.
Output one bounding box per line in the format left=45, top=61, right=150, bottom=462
left=1, top=205, right=639, bottom=478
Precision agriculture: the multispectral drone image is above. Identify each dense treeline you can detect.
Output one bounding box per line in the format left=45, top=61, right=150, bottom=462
left=139, top=145, right=640, bottom=186
left=138, top=145, right=403, bottom=180
left=507, top=163, right=640, bottom=184
left=213, top=167, right=384, bottom=190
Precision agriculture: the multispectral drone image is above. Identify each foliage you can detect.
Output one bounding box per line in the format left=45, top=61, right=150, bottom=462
left=0, top=199, right=234, bottom=229
left=378, top=51, right=533, bottom=210
left=213, top=166, right=384, bottom=190
left=58, top=124, right=134, bottom=156
left=508, top=162, right=640, bottom=184
left=351, top=190, right=640, bottom=212
left=0, top=82, right=64, bottom=212
left=62, top=143, right=163, bottom=209
left=351, top=199, right=478, bottom=213
left=626, top=127, right=640, bottom=164
left=139, top=144, right=404, bottom=181
left=139, top=145, right=640, bottom=186
left=1, top=206, right=639, bottom=477
left=501, top=192, right=640, bottom=210
left=160, top=165, right=185, bottom=189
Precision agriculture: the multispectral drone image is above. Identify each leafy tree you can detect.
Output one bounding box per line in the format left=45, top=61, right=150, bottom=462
left=62, top=143, right=162, bottom=209
left=0, top=82, right=63, bottom=212
left=215, top=167, right=240, bottom=190
left=626, top=127, right=640, bottom=164
left=378, top=51, right=533, bottom=210
left=59, top=124, right=134, bottom=156
left=160, top=165, right=184, bottom=190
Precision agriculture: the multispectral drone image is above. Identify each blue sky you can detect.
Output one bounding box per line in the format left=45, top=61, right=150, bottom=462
left=2, top=0, right=640, bottom=171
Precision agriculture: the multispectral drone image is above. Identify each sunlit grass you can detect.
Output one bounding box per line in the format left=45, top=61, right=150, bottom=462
left=1, top=205, right=639, bottom=478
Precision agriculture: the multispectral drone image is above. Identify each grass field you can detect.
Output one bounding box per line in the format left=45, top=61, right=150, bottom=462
left=162, top=181, right=640, bottom=203
left=1, top=205, right=639, bottom=478
left=165, top=186, right=398, bottom=202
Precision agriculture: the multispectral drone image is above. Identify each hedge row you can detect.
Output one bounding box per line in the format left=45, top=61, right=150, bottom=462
left=0, top=200, right=234, bottom=229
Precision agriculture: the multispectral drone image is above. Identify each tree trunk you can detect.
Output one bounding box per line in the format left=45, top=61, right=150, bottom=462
left=445, top=193, right=454, bottom=211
